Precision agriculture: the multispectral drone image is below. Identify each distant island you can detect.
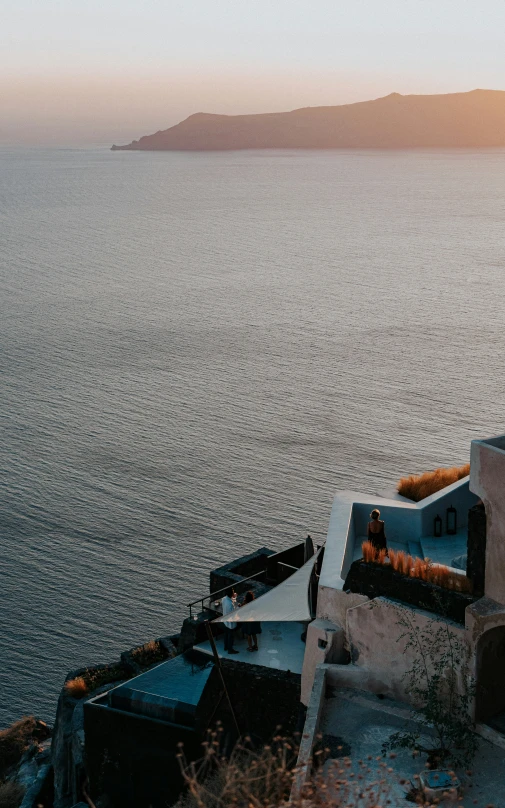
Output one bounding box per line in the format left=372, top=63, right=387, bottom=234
left=111, top=89, right=505, bottom=151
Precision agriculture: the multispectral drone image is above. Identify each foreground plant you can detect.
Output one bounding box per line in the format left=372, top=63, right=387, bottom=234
left=176, top=728, right=437, bottom=808
left=382, top=605, right=478, bottom=767
left=176, top=728, right=296, bottom=808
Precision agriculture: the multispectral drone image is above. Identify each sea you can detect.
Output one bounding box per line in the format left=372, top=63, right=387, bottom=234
left=1, top=146, right=505, bottom=728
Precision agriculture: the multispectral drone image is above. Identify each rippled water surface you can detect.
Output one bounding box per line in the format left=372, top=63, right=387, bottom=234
left=1, top=147, right=505, bottom=726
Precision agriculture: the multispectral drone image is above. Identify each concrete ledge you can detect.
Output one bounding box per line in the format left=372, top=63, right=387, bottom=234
left=301, top=619, right=345, bottom=706
left=325, top=663, right=391, bottom=695
left=475, top=722, right=505, bottom=751
left=337, top=689, right=416, bottom=722
left=291, top=664, right=327, bottom=799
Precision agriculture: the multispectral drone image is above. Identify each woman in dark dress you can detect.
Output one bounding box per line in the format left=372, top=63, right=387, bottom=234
left=242, top=590, right=261, bottom=651
left=367, top=509, right=387, bottom=553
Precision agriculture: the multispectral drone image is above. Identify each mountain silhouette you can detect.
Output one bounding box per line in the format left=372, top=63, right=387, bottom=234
left=112, top=90, right=505, bottom=151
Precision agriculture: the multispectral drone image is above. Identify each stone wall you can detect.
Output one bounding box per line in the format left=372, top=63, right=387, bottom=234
left=52, top=637, right=177, bottom=808
left=343, top=560, right=475, bottom=624
left=84, top=692, right=199, bottom=808
left=345, top=597, right=467, bottom=705
left=82, top=659, right=301, bottom=808
left=219, top=658, right=301, bottom=738
left=209, top=547, right=274, bottom=595
left=467, top=502, right=486, bottom=595
left=470, top=436, right=505, bottom=604
left=300, top=619, right=346, bottom=706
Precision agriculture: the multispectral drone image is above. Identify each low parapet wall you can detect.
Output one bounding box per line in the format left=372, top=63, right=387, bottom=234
left=291, top=664, right=327, bottom=799
left=343, top=559, right=476, bottom=624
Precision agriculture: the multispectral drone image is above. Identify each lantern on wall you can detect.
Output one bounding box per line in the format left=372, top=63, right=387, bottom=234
left=446, top=504, right=457, bottom=535
left=434, top=514, right=442, bottom=537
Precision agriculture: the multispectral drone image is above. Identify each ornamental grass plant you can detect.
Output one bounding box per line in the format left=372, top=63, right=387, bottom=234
left=64, top=662, right=126, bottom=700
left=64, top=676, right=89, bottom=698
left=397, top=464, right=470, bottom=502
left=361, top=542, right=473, bottom=593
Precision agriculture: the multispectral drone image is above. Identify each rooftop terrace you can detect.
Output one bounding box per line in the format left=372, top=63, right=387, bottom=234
left=197, top=620, right=306, bottom=675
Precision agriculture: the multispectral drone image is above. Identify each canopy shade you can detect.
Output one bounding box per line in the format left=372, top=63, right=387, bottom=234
left=213, top=550, right=320, bottom=624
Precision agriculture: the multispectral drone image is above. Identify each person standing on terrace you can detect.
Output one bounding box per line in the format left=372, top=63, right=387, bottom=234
left=368, top=509, right=387, bottom=553
left=241, top=590, right=261, bottom=652
left=221, top=588, right=239, bottom=654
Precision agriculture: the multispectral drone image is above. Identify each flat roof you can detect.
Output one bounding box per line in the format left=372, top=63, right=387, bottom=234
left=108, top=649, right=213, bottom=727
left=197, top=621, right=305, bottom=674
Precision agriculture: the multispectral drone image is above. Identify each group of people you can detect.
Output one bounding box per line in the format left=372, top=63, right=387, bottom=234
left=216, top=511, right=386, bottom=657
left=220, top=587, right=261, bottom=654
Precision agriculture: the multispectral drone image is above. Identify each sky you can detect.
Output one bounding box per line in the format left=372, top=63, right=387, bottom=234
left=2, top=0, right=505, bottom=145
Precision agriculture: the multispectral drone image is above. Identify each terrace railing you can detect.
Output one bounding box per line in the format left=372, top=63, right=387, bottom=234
left=186, top=570, right=266, bottom=621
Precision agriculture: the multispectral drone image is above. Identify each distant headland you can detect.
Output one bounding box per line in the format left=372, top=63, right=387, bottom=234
left=111, top=89, right=505, bottom=151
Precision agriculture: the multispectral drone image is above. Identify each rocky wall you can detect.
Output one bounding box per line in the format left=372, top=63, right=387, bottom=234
left=52, top=637, right=177, bottom=808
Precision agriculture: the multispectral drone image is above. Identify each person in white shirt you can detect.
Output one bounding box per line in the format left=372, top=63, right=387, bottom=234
left=221, top=588, right=239, bottom=654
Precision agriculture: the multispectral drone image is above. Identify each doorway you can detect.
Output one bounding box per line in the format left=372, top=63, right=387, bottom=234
left=475, top=626, right=505, bottom=726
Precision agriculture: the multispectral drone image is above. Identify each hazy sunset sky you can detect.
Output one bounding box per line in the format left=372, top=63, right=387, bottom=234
left=2, top=0, right=505, bottom=145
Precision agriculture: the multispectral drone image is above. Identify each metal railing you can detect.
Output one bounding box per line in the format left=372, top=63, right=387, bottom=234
left=186, top=570, right=266, bottom=620
left=277, top=562, right=299, bottom=582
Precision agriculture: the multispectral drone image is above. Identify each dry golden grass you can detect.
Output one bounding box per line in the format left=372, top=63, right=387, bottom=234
left=361, top=543, right=472, bottom=593
left=361, top=540, right=376, bottom=563
left=175, top=729, right=457, bottom=808
left=0, top=781, right=25, bottom=808
left=0, top=717, right=38, bottom=777
left=131, top=639, right=166, bottom=668
left=398, top=463, right=470, bottom=501
left=132, top=639, right=158, bottom=657
left=362, top=541, right=388, bottom=565
left=64, top=664, right=125, bottom=700
left=389, top=549, right=412, bottom=576
left=413, top=556, right=427, bottom=581
left=64, top=676, right=89, bottom=698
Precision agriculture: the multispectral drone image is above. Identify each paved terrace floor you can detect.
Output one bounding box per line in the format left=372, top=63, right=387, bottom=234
left=319, top=688, right=505, bottom=807
left=196, top=621, right=306, bottom=674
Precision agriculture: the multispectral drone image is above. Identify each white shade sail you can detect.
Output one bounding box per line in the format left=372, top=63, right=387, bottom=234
left=213, top=550, right=320, bottom=624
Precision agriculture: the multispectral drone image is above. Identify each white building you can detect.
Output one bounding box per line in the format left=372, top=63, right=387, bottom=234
left=301, top=432, right=505, bottom=730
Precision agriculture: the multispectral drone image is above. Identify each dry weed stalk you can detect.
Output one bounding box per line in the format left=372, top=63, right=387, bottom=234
left=177, top=728, right=297, bottom=808
left=176, top=730, right=460, bottom=808
left=398, top=463, right=470, bottom=502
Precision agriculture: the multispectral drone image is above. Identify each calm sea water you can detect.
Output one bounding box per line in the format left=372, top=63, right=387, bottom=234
left=1, top=146, right=505, bottom=727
